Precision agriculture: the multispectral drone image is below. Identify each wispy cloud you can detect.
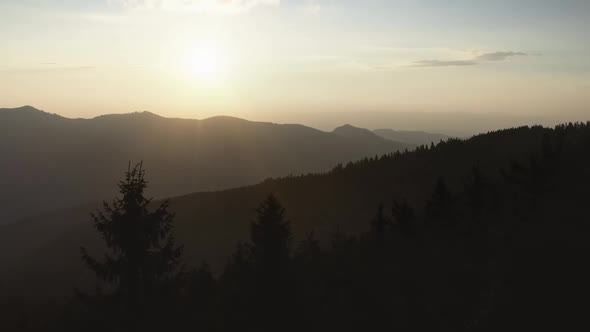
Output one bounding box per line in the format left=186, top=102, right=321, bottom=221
left=412, top=60, right=477, bottom=67
left=475, top=51, right=527, bottom=61
left=411, top=51, right=527, bottom=68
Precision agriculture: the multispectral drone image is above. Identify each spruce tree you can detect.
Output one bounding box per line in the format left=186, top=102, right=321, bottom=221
left=80, top=163, right=183, bottom=312
left=249, top=194, right=292, bottom=273
left=248, top=194, right=293, bottom=331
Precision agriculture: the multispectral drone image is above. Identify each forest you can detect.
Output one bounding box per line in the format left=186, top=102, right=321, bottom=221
left=4, top=122, right=590, bottom=331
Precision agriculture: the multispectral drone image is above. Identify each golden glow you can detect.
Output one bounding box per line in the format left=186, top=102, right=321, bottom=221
left=182, top=43, right=228, bottom=82
left=2, top=1, right=588, bottom=123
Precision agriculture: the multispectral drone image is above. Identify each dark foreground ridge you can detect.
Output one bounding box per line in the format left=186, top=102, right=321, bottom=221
left=1, top=122, right=590, bottom=331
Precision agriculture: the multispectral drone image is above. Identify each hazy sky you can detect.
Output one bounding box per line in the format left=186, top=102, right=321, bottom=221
left=1, top=0, right=589, bottom=123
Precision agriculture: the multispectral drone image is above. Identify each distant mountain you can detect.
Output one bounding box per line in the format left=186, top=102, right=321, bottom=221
left=0, top=106, right=410, bottom=223
left=333, top=124, right=406, bottom=147
left=3, top=123, right=589, bottom=298
left=373, top=128, right=450, bottom=146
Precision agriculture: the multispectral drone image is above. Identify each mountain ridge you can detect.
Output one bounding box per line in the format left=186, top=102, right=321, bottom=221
left=0, top=106, right=411, bottom=224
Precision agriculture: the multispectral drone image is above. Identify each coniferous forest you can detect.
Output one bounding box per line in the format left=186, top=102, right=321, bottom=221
left=3, top=122, right=590, bottom=331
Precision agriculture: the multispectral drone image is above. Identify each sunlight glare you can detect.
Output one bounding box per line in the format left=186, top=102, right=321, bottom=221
left=183, top=44, right=228, bottom=82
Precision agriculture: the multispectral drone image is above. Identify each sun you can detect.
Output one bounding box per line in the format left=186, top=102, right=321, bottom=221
left=189, top=49, right=220, bottom=76
left=184, top=44, right=227, bottom=82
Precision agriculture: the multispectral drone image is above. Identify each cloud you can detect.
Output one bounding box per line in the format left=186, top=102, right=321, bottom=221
left=109, top=0, right=280, bottom=14
left=411, top=50, right=527, bottom=68
left=411, top=60, right=477, bottom=67
left=476, top=51, right=527, bottom=61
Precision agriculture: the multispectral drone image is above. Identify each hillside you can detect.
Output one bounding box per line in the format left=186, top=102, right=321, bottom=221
left=0, top=106, right=410, bottom=224
left=2, top=122, right=589, bottom=299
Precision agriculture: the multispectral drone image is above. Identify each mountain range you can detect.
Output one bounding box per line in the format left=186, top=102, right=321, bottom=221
left=0, top=106, right=415, bottom=224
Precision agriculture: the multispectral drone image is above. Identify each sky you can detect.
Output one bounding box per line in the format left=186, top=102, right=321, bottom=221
left=0, top=0, right=589, bottom=128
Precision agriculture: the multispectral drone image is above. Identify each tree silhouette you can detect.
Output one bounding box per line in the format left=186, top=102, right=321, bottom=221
left=248, top=194, right=294, bottom=331
left=249, top=194, right=292, bottom=273
left=80, top=162, right=183, bottom=318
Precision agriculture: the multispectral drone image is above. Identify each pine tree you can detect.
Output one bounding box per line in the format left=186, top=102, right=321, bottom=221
left=80, top=163, right=183, bottom=313
left=248, top=194, right=293, bottom=331
left=249, top=194, right=292, bottom=273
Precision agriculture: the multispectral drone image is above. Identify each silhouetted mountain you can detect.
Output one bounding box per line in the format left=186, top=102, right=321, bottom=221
left=373, top=128, right=450, bottom=145
left=333, top=124, right=409, bottom=153
left=333, top=124, right=391, bottom=142
left=0, top=106, right=409, bottom=224
left=3, top=122, right=589, bottom=302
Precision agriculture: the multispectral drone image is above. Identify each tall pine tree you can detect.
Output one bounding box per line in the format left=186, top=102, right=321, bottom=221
left=249, top=194, right=292, bottom=273
left=80, top=163, right=183, bottom=314
left=248, top=194, right=293, bottom=331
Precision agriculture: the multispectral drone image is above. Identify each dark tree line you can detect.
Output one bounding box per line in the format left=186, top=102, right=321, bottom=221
left=35, top=122, right=590, bottom=331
